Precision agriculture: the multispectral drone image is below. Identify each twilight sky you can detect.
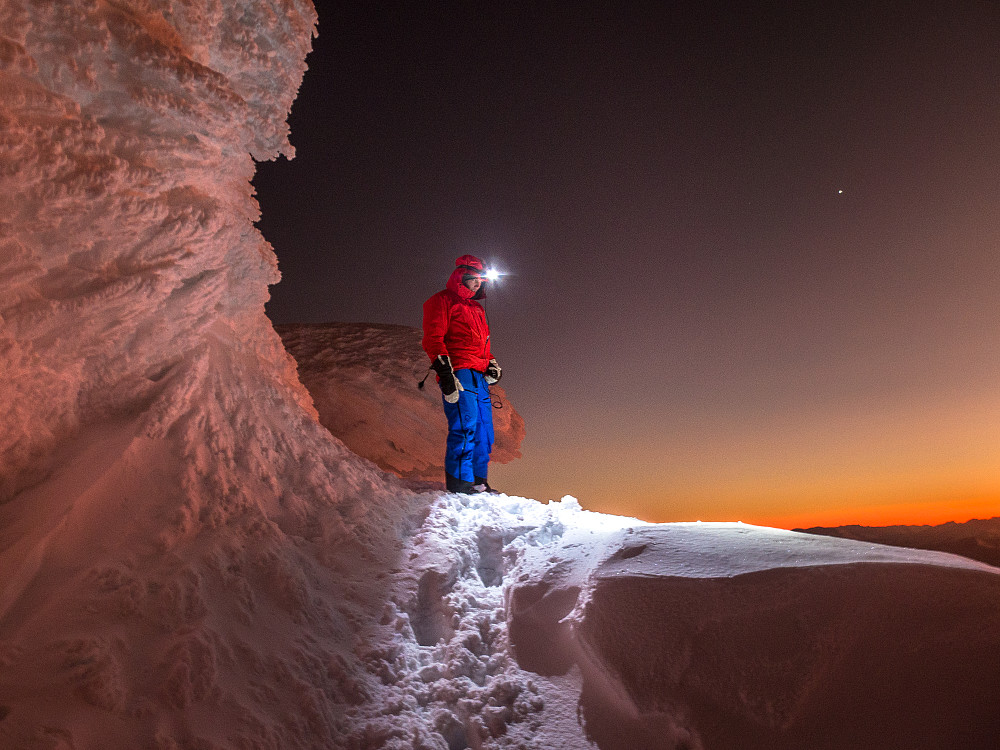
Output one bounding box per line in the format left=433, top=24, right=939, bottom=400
left=254, top=0, right=1000, bottom=528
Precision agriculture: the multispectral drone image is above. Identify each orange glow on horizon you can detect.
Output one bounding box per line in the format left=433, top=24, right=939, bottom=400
left=592, top=492, right=1000, bottom=531
left=496, top=384, right=1000, bottom=534
left=750, top=494, right=1000, bottom=530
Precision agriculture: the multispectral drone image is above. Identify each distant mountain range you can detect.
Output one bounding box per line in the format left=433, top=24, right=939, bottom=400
left=796, top=517, right=1000, bottom=569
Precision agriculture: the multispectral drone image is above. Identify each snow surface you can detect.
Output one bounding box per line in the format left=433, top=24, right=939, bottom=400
left=3, top=2, right=1000, bottom=749
left=276, top=322, right=525, bottom=482
left=301, top=490, right=1000, bottom=749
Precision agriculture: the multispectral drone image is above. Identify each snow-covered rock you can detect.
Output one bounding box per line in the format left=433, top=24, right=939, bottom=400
left=2, top=2, right=999, bottom=749
left=276, top=322, right=525, bottom=482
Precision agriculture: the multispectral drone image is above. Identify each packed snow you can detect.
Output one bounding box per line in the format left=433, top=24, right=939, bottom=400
left=2, top=2, right=1000, bottom=749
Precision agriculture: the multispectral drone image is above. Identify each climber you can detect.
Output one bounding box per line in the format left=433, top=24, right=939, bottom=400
left=421, top=254, right=503, bottom=495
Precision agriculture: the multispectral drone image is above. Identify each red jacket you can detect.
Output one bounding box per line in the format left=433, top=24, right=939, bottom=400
left=422, top=259, right=492, bottom=372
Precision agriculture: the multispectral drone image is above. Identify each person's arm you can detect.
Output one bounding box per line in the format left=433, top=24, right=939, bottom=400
left=422, top=294, right=450, bottom=360
left=422, top=295, right=463, bottom=401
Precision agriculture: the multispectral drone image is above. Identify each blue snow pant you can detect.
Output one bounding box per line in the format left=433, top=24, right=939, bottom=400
left=443, top=368, right=494, bottom=483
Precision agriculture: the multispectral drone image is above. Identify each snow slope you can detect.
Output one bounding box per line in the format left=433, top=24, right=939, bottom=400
left=2, top=2, right=1000, bottom=749
left=276, top=322, right=525, bottom=482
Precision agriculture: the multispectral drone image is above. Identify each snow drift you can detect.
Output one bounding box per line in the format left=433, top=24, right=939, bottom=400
left=3, top=2, right=1000, bottom=749
left=276, top=322, right=525, bottom=482
left=386, top=497, right=1000, bottom=750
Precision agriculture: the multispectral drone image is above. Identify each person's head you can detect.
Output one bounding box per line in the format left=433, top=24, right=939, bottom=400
left=451, top=254, right=487, bottom=299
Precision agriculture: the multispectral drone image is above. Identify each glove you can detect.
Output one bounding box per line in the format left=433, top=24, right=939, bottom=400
left=484, top=358, right=502, bottom=384
left=431, top=355, right=463, bottom=403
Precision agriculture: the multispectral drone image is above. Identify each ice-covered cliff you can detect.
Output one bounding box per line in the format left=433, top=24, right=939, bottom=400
left=1, top=0, right=318, bottom=499
left=3, top=2, right=1000, bottom=750
left=0, top=2, right=426, bottom=747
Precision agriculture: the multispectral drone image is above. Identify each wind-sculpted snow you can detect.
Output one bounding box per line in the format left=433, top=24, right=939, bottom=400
left=0, top=0, right=317, bottom=498
left=512, top=521, right=1000, bottom=749
left=0, top=2, right=424, bottom=748
left=277, top=322, right=525, bottom=481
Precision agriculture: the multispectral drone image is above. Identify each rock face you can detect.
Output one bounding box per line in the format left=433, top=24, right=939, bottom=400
left=277, top=322, right=525, bottom=482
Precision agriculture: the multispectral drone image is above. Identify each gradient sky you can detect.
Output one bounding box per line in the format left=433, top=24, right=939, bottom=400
left=254, top=0, right=1000, bottom=528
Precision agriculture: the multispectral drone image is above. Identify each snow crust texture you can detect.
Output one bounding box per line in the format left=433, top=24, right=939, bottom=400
left=277, top=322, right=525, bottom=482
left=0, top=0, right=321, bottom=499
left=346, top=496, right=1000, bottom=750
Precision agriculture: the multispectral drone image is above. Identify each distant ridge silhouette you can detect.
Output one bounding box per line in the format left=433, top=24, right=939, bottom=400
left=796, top=517, right=1000, bottom=568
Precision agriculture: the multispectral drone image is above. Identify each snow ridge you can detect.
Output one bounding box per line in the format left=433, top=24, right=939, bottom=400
left=336, top=494, right=1000, bottom=749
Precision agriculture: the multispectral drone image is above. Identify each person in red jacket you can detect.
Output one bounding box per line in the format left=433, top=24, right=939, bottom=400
left=422, top=254, right=503, bottom=494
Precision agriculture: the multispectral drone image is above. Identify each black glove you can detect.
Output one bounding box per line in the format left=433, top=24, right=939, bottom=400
left=431, top=355, right=463, bottom=403
left=484, top=358, right=502, bottom=384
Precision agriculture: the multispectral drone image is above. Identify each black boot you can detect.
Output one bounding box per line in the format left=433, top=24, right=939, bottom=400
left=474, top=477, right=501, bottom=495
left=446, top=473, right=475, bottom=494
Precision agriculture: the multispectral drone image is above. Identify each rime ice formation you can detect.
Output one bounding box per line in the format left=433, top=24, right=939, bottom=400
left=0, top=0, right=319, bottom=499
left=3, top=2, right=1000, bottom=750
left=277, top=322, right=525, bottom=482
left=0, top=1, right=423, bottom=748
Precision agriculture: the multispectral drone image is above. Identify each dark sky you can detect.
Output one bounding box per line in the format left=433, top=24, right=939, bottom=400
left=254, top=0, right=1000, bottom=527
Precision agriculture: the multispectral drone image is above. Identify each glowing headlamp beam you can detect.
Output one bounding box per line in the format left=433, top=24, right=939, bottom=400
left=483, top=268, right=501, bottom=281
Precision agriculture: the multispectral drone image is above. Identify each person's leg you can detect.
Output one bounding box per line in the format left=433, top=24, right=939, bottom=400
left=443, top=369, right=479, bottom=492
left=472, top=371, right=495, bottom=485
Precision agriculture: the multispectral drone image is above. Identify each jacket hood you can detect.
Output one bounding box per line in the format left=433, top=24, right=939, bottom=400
left=446, top=254, right=487, bottom=301
left=455, top=254, right=484, bottom=274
